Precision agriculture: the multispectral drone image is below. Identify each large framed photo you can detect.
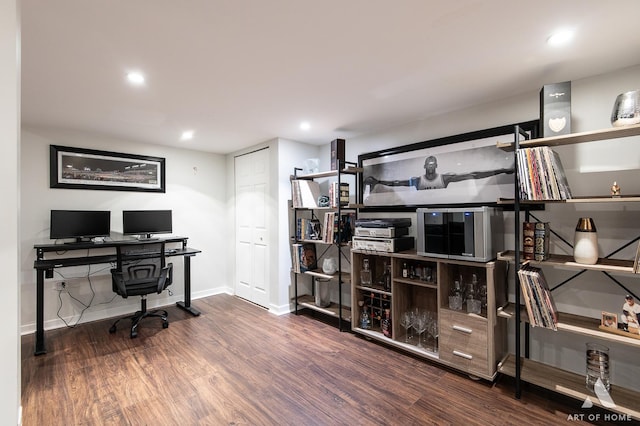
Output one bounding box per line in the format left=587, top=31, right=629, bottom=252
left=50, top=145, right=166, bottom=193
left=359, top=120, right=538, bottom=209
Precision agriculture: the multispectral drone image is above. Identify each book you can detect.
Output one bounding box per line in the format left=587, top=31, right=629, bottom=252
left=517, top=146, right=572, bottom=200
left=534, top=222, right=550, bottom=261
left=292, top=179, right=321, bottom=208
left=291, top=243, right=317, bottom=273
left=517, top=265, right=557, bottom=330
left=522, top=222, right=535, bottom=260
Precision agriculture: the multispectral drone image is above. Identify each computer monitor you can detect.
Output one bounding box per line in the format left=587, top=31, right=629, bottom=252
left=50, top=210, right=111, bottom=243
left=122, top=210, right=172, bottom=239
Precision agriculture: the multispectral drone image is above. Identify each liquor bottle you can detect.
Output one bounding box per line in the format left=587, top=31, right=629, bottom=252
left=361, top=258, right=372, bottom=286
left=382, top=262, right=392, bottom=292
left=402, top=262, right=408, bottom=278
left=360, top=305, right=371, bottom=329
left=382, top=309, right=392, bottom=338
left=466, top=273, right=481, bottom=314
left=449, top=279, right=463, bottom=310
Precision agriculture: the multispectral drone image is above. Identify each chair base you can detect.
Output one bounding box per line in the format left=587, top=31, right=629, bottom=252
left=109, top=309, right=169, bottom=338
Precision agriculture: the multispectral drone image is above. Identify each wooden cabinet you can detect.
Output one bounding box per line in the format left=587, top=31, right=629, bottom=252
left=500, top=123, right=640, bottom=420
left=351, top=249, right=507, bottom=380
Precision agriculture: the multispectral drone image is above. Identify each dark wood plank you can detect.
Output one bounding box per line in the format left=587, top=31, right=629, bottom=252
left=22, top=294, right=602, bottom=425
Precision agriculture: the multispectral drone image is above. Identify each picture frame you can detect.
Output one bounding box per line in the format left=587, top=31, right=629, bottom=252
left=50, top=145, right=166, bottom=193
left=358, top=120, right=539, bottom=209
left=601, top=311, right=618, bottom=329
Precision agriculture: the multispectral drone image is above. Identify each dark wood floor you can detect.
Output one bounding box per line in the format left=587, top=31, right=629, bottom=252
left=22, top=294, right=606, bottom=425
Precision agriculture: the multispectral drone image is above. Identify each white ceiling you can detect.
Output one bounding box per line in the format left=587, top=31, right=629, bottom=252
left=21, top=0, right=640, bottom=154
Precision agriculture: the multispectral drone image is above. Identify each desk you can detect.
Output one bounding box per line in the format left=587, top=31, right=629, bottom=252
left=33, top=236, right=201, bottom=355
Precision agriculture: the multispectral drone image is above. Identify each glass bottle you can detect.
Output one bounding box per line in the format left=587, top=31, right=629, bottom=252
left=466, top=273, right=481, bottom=314
left=449, top=279, right=463, bottom=310
left=361, top=258, right=372, bottom=286
left=359, top=301, right=371, bottom=329
left=382, top=262, right=392, bottom=292
left=382, top=309, right=392, bottom=338
left=402, top=262, right=408, bottom=278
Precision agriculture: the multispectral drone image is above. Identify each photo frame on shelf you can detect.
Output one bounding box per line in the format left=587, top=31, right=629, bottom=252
left=601, top=311, right=618, bottom=329
left=358, top=120, right=538, bottom=209
left=50, top=145, right=166, bottom=193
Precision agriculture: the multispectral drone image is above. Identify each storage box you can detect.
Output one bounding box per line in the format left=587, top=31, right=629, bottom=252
left=330, top=138, right=345, bottom=170
left=540, top=81, right=571, bottom=137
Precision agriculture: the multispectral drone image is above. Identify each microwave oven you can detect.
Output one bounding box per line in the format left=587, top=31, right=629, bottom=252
left=416, top=206, right=503, bottom=262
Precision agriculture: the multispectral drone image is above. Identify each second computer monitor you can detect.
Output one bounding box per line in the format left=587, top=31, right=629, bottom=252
left=123, top=210, right=172, bottom=239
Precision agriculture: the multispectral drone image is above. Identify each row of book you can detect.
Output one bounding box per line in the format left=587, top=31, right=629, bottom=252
left=522, top=221, right=550, bottom=261
left=517, top=146, right=572, bottom=201
left=291, top=243, right=317, bottom=273
left=322, top=211, right=355, bottom=244
left=518, top=265, right=558, bottom=330
left=291, top=179, right=349, bottom=208
left=296, top=218, right=322, bottom=241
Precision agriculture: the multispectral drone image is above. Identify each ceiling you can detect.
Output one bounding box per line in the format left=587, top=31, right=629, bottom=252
left=21, top=0, right=640, bottom=154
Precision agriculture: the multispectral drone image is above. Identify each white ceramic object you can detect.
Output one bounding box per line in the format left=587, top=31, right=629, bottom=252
left=322, top=258, right=337, bottom=275
left=574, top=217, right=598, bottom=265
left=611, top=90, right=640, bottom=127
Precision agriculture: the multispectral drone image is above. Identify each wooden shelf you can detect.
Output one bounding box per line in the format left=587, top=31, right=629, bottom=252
left=296, top=295, right=351, bottom=321
left=498, top=195, right=640, bottom=204
left=293, top=167, right=363, bottom=180
left=498, top=354, right=640, bottom=420
left=497, top=250, right=636, bottom=274
left=393, top=277, right=438, bottom=289
left=497, top=123, right=640, bottom=150
left=355, top=285, right=391, bottom=296
left=305, top=269, right=351, bottom=284
left=498, top=303, right=640, bottom=348
left=353, top=327, right=440, bottom=360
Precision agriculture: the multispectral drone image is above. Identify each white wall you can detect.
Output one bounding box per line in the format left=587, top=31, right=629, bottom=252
left=20, top=126, right=229, bottom=333
left=1, top=0, right=20, bottom=423
left=346, top=64, right=640, bottom=391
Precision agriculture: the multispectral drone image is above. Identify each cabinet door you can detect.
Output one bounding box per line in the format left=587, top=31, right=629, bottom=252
left=439, top=309, right=489, bottom=376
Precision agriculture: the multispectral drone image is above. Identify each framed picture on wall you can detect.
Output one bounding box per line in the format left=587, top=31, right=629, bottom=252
left=50, top=145, right=166, bottom=193
left=358, top=120, right=539, bottom=209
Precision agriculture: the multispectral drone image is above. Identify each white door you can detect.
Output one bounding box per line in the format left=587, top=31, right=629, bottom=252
left=234, top=148, right=270, bottom=308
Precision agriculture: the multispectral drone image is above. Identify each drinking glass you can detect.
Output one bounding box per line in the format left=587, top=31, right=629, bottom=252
left=412, top=311, right=428, bottom=348
left=399, top=311, right=414, bottom=343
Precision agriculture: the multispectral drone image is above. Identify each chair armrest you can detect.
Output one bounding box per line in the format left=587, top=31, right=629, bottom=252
left=157, top=263, right=173, bottom=293
left=111, top=269, right=128, bottom=298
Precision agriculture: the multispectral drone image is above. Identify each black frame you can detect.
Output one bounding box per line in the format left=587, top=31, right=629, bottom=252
left=358, top=120, right=539, bottom=210
left=50, top=145, right=166, bottom=193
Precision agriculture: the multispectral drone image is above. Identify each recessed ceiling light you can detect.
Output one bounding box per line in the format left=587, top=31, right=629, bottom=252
left=300, top=121, right=311, bottom=131
left=181, top=130, right=194, bottom=141
left=126, top=71, right=145, bottom=85
left=547, top=29, right=574, bottom=46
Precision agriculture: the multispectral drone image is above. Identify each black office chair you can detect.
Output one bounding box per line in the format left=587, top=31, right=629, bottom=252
left=109, top=241, right=173, bottom=338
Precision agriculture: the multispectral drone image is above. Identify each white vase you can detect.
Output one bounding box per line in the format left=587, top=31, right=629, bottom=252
left=574, top=217, right=598, bottom=265
left=322, top=258, right=337, bottom=275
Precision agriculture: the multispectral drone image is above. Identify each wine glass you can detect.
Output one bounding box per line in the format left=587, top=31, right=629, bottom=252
left=399, top=311, right=414, bottom=343
left=426, top=316, right=438, bottom=352
left=412, top=311, right=428, bottom=348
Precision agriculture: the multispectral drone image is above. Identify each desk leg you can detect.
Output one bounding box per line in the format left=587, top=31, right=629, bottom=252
left=176, top=255, right=201, bottom=316
left=35, top=270, right=46, bottom=355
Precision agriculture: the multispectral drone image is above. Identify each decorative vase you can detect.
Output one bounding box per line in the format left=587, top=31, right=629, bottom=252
left=574, top=217, right=598, bottom=265
left=322, top=258, right=337, bottom=275
left=611, top=89, right=640, bottom=127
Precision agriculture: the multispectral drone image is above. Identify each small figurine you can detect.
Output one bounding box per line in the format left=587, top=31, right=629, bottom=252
left=611, top=181, right=621, bottom=197
left=622, top=294, right=640, bottom=333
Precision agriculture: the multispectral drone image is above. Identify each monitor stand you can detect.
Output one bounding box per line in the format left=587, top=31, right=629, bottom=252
left=137, top=234, right=158, bottom=241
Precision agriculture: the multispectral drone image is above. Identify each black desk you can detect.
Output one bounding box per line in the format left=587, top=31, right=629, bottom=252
left=33, top=236, right=201, bottom=355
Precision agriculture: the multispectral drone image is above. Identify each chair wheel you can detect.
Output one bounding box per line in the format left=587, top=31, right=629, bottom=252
left=109, top=325, right=117, bottom=334
left=162, top=322, right=169, bottom=329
